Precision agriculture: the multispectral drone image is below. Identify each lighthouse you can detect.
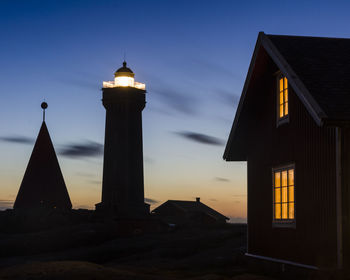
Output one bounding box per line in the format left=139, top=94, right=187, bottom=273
left=96, top=61, right=149, bottom=217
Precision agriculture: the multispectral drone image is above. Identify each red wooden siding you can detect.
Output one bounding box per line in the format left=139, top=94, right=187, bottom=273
left=243, top=49, right=337, bottom=267
left=341, top=128, right=350, bottom=265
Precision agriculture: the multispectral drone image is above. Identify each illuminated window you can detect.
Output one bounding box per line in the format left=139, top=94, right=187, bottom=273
left=273, top=165, right=295, bottom=223
left=278, top=75, right=288, bottom=120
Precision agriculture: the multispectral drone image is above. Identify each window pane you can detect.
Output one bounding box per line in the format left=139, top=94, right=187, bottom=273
left=275, top=172, right=280, bottom=187
left=282, top=187, right=288, bottom=203
left=284, top=77, right=288, bottom=89
left=280, top=91, right=284, bottom=105
left=280, top=105, right=284, bottom=117
left=282, top=171, right=287, bottom=186
left=289, top=186, right=294, bottom=202
left=282, top=203, right=288, bottom=219
left=275, top=203, right=281, bottom=219
left=280, top=78, right=284, bottom=92
left=275, top=187, right=281, bottom=203
left=284, top=88, right=288, bottom=102
left=289, top=203, right=294, bottom=219
left=284, top=102, right=288, bottom=115
left=288, top=169, right=294, bottom=186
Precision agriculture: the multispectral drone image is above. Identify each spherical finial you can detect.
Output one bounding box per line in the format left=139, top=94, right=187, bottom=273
left=123, top=61, right=127, bottom=67
left=41, top=102, right=48, bottom=109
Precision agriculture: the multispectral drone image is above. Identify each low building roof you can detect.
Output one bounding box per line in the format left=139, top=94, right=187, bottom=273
left=152, top=199, right=229, bottom=220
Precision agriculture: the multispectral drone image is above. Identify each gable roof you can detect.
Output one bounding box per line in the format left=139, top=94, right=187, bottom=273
left=152, top=200, right=229, bottom=220
left=224, top=32, right=350, bottom=160
left=268, top=34, right=350, bottom=121
left=14, top=122, right=72, bottom=210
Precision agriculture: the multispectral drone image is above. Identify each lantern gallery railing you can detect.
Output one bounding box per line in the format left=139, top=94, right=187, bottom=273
left=103, top=80, right=146, bottom=90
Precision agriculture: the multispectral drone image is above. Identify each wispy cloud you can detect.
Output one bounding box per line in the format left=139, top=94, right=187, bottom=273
left=56, top=70, right=102, bottom=91
left=144, top=156, right=155, bottom=164
left=145, top=198, right=159, bottom=204
left=144, top=72, right=199, bottom=116
left=151, top=86, right=197, bottom=115
left=210, top=198, right=217, bottom=201
left=0, top=136, right=34, bottom=145
left=0, top=200, right=13, bottom=210
left=87, top=180, right=102, bottom=185
left=215, top=89, right=240, bottom=108
left=214, top=177, right=230, bottom=182
left=76, top=172, right=95, bottom=177
left=191, top=58, right=242, bottom=81
left=228, top=216, right=247, bottom=223
left=59, top=141, right=103, bottom=158
left=74, top=205, right=94, bottom=210
left=175, top=131, right=225, bottom=146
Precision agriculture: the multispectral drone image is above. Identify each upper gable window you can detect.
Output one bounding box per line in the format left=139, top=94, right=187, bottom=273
left=277, top=75, right=289, bottom=123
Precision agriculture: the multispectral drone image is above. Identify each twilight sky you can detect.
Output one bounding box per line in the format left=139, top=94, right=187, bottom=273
left=0, top=0, right=349, bottom=222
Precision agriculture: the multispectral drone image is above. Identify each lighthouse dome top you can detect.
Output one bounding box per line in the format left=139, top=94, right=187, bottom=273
left=114, top=61, right=135, bottom=78
left=103, top=61, right=146, bottom=90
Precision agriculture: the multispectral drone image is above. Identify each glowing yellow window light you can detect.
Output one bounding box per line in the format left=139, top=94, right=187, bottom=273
left=282, top=203, right=288, bottom=219
left=278, top=76, right=288, bottom=119
left=273, top=167, right=295, bottom=221
left=275, top=204, right=281, bottom=219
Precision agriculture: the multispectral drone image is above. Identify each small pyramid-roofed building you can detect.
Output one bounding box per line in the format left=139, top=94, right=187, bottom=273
left=14, top=121, right=72, bottom=210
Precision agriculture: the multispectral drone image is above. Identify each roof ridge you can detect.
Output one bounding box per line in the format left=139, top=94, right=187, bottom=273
left=266, top=33, right=350, bottom=40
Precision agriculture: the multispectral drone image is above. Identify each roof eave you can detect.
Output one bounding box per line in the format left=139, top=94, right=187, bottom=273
left=223, top=32, right=265, bottom=161
left=263, top=34, right=327, bottom=126
left=224, top=32, right=329, bottom=161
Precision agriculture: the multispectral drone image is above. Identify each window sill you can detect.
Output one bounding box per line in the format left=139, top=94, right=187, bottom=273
left=276, top=116, right=289, bottom=127
left=272, top=220, right=295, bottom=228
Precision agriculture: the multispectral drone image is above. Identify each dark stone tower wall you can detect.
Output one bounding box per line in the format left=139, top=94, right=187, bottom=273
left=99, top=87, right=148, bottom=217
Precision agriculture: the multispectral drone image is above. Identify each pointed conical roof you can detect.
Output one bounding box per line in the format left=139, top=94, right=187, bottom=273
left=14, top=122, right=72, bottom=210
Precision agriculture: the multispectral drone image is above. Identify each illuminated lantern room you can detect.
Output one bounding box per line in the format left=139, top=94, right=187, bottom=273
left=103, top=61, right=145, bottom=90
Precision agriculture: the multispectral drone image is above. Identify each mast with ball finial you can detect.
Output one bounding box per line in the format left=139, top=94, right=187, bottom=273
left=41, top=102, right=48, bottom=122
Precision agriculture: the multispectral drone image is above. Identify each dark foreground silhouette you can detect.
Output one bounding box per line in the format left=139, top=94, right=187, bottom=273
left=0, top=212, right=248, bottom=279
left=0, top=214, right=343, bottom=279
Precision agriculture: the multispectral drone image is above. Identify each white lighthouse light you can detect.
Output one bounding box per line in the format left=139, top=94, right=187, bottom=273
left=102, top=61, right=145, bottom=90
left=115, top=76, right=134, bottom=87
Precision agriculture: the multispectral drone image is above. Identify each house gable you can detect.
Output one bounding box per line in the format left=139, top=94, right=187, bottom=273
left=223, top=32, right=350, bottom=161
left=223, top=32, right=341, bottom=268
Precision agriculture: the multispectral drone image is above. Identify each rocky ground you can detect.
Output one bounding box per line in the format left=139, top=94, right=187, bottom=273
left=0, top=220, right=342, bottom=279
left=0, top=222, right=278, bottom=279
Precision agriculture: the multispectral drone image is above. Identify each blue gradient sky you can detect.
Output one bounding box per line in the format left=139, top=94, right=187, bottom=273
left=0, top=0, right=349, bottom=222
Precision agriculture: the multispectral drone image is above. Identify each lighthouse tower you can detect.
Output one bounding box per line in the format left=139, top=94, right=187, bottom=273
left=96, top=61, right=149, bottom=217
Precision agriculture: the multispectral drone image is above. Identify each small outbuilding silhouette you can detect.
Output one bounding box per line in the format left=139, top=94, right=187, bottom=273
left=151, top=198, right=229, bottom=226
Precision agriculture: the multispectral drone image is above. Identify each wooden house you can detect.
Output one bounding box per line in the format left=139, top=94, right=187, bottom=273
left=224, top=32, right=350, bottom=270
left=151, top=198, right=229, bottom=226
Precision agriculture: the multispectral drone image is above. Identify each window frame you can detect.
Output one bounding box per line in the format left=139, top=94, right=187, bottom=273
left=276, top=73, right=289, bottom=127
left=272, top=163, right=296, bottom=228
